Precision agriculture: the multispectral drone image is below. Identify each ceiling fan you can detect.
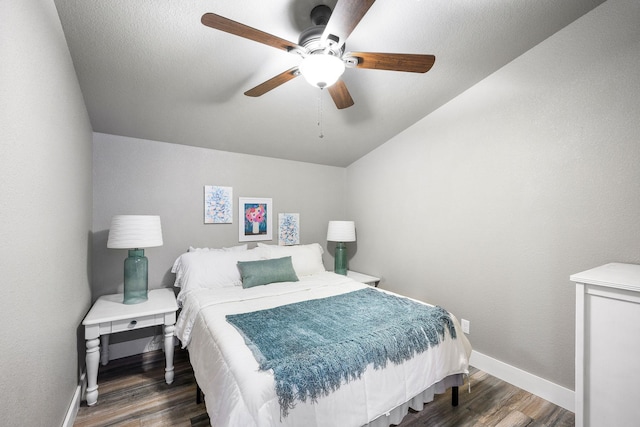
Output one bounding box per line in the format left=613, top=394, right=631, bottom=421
left=201, top=0, right=435, bottom=109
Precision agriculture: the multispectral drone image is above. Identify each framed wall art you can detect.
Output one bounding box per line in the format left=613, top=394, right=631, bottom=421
left=204, top=185, right=233, bottom=224
left=278, top=213, right=300, bottom=246
left=239, top=197, right=272, bottom=242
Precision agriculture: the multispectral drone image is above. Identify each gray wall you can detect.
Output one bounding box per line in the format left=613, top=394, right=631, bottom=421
left=0, top=1, right=93, bottom=425
left=346, top=0, right=640, bottom=390
left=92, top=133, right=347, bottom=299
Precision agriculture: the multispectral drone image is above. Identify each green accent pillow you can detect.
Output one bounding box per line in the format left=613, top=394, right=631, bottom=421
left=237, top=256, right=299, bottom=288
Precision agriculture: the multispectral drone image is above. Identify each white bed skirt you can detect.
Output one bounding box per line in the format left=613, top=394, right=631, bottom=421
left=366, top=374, right=464, bottom=426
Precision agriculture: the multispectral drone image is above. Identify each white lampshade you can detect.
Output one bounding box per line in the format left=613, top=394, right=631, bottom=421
left=299, top=54, right=345, bottom=89
left=107, top=215, right=163, bottom=249
left=327, top=221, right=356, bottom=242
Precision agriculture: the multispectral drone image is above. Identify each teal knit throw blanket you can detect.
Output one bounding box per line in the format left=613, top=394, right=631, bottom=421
left=226, top=287, right=457, bottom=416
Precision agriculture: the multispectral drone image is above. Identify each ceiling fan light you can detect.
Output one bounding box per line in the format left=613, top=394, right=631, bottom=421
left=299, top=54, right=345, bottom=89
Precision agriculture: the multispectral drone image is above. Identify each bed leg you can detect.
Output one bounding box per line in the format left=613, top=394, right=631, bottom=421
left=451, top=386, right=459, bottom=407
left=196, top=385, right=203, bottom=404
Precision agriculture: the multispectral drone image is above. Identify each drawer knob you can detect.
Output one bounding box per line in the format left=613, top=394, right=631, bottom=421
left=129, top=320, right=137, bottom=328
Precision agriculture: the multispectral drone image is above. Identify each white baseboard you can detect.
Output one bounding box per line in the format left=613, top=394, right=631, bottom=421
left=62, top=373, right=83, bottom=427
left=469, top=350, right=575, bottom=412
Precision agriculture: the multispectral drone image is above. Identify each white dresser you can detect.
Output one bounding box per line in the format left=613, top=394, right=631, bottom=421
left=570, top=263, right=640, bottom=427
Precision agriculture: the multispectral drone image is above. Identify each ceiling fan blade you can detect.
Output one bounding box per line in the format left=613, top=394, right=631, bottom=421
left=328, top=80, right=355, bottom=109
left=322, top=0, right=376, bottom=48
left=348, top=52, right=436, bottom=73
left=202, top=13, right=303, bottom=53
left=244, top=67, right=300, bottom=97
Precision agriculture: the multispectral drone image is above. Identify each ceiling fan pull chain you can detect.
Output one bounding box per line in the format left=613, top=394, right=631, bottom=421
left=318, top=89, right=324, bottom=139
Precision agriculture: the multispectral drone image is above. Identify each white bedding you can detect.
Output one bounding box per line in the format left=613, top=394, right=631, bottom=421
left=175, top=272, right=471, bottom=427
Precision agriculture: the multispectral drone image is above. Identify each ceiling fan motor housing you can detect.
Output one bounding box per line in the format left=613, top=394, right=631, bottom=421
left=299, top=26, right=343, bottom=56
left=300, top=5, right=343, bottom=56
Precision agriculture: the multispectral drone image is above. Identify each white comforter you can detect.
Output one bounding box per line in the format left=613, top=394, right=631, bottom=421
left=175, top=272, right=471, bottom=427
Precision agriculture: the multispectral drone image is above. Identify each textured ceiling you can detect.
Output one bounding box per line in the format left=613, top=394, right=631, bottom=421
left=54, top=0, right=605, bottom=167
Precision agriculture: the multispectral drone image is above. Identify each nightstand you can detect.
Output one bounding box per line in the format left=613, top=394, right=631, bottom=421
left=346, top=270, right=381, bottom=287
left=82, top=288, right=178, bottom=406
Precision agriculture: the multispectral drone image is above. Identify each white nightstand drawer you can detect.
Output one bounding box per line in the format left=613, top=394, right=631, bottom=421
left=110, top=315, right=158, bottom=333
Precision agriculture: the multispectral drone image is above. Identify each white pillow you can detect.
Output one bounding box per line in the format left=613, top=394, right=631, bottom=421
left=257, top=243, right=325, bottom=276
left=188, top=244, right=247, bottom=252
left=172, top=247, right=266, bottom=289
left=172, top=244, right=249, bottom=280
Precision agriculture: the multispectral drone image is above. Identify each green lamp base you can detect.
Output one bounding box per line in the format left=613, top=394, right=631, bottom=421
left=123, top=249, right=148, bottom=304
left=334, top=242, right=348, bottom=275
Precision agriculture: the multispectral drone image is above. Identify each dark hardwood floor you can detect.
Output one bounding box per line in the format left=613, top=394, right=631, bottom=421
left=74, top=348, right=574, bottom=427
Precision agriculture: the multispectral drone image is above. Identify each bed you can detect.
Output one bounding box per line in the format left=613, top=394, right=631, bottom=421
left=173, top=243, right=471, bottom=427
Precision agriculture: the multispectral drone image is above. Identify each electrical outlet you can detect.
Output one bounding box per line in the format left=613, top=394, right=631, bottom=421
left=461, top=319, right=470, bottom=334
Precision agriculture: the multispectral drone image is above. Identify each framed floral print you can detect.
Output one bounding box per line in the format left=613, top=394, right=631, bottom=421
left=239, top=197, right=272, bottom=241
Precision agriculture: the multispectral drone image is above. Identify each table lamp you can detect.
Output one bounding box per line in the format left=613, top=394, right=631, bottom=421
left=327, top=221, right=356, bottom=275
left=107, top=215, right=163, bottom=304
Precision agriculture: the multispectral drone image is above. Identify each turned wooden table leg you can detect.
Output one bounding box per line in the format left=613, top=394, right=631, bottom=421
left=164, top=324, right=175, bottom=384
left=85, top=338, right=100, bottom=406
